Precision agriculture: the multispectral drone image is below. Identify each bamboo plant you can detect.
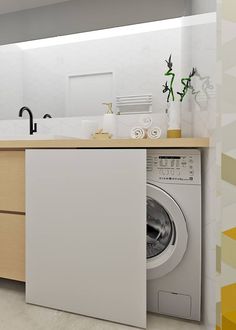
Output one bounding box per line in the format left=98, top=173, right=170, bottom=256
left=162, top=55, right=196, bottom=103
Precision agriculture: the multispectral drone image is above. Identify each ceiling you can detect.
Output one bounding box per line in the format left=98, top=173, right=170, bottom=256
left=0, top=0, right=72, bottom=15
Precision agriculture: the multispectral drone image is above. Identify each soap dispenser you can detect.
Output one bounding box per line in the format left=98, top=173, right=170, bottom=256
left=102, top=102, right=117, bottom=138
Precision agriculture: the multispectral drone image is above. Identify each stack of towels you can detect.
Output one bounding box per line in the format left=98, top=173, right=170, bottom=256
left=130, top=115, right=161, bottom=139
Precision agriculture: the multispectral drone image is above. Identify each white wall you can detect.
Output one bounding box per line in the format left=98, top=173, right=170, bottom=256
left=0, top=45, right=23, bottom=119
left=191, top=0, right=216, bottom=15
left=191, top=23, right=216, bottom=137
left=189, top=17, right=217, bottom=330
left=0, top=0, right=72, bottom=15
left=22, top=27, right=183, bottom=121
left=0, top=0, right=217, bottom=47
left=0, top=14, right=215, bottom=138
left=0, top=0, right=191, bottom=45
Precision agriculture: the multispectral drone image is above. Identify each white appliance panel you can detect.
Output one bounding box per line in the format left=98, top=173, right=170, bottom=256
left=26, top=149, right=146, bottom=328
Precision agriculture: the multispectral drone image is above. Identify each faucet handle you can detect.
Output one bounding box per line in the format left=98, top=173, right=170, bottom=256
left=33, top=122, right=37, bottom=133
left=43, top=114, right=52, bottom=119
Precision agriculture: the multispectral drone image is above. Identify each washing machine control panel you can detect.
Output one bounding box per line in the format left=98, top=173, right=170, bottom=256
left=147, top=152, right=201, bottom=184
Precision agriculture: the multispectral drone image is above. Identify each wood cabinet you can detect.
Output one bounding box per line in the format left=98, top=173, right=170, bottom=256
left=0, top=213, right=25, bottom=281
left=26, top=149, right=146, bottom=328
left=0, top=151, right=25, bottom=213
left=0, top=151, right=25, bottom=281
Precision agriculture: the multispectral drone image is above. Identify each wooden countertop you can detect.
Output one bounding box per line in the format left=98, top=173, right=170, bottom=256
left=0, top=138, right=209, bottom=150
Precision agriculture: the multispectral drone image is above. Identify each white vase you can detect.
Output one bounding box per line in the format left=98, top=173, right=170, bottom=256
left=81, top=120, right=98, bottom=139
left=167, top=102, right=182, bottom=138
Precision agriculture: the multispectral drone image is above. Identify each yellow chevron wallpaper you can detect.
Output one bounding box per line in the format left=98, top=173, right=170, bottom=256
left=218, top=1, right=236, bottom=329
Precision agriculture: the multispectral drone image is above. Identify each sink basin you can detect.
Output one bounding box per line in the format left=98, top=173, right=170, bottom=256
left=0, top=134, right=71, bottom=140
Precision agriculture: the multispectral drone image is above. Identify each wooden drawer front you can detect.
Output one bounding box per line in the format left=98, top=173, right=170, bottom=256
left=0, top=213, right=25, bottom=281
left=0, top=151, right=25, bottom=212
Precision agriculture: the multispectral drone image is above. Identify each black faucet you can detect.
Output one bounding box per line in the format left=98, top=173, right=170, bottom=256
left=43, top=114, right=52, bottom=119
left=19, top=106, right=37, bottom=135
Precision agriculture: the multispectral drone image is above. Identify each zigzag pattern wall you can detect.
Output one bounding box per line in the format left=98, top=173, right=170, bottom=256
left=217, top=1, right=236, bottom=329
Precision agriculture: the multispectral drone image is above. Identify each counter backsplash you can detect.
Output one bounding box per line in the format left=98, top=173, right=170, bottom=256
left=0, top=113, right=168, bottom=139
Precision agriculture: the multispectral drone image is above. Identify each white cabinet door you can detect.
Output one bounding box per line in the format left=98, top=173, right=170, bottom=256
left=26, top=149, right=146, bottom=328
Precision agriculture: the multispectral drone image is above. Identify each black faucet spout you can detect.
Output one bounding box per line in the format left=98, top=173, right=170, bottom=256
left=19, top=106, right=37, bottom=135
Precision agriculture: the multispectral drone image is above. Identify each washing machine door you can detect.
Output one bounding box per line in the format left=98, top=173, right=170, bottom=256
left=147, top=183, right=188, bottom=280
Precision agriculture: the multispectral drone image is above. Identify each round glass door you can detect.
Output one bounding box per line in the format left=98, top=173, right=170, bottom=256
left=147, top=184, right=188, bottom=280
left=147, top=197, right=174, bottom=259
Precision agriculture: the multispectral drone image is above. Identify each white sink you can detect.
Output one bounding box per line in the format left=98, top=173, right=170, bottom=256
left=0, top=134, right=71, bottom=140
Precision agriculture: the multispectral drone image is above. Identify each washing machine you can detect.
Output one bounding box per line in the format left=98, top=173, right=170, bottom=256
left=147, top=149, right=201, bottom=321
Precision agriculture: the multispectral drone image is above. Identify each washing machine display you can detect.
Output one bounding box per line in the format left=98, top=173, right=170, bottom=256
left=147, top=197, right=174, bottom=259
left=147, top=154, right=201, bottom=184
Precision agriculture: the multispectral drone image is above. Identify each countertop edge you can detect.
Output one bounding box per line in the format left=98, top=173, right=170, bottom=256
left=0, top=138, right=210, bottom=150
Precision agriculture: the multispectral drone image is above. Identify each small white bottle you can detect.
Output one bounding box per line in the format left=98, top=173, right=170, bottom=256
left=102, top=103, right=117, bottom=138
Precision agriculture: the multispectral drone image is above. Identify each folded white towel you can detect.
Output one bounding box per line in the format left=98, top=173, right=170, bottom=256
left=130, top=127, right=146, bottom=139
left=147, top=127, right=162, bottom=139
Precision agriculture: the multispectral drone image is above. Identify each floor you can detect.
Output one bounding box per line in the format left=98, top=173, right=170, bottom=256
left=0, top=278, right=207, bottom=330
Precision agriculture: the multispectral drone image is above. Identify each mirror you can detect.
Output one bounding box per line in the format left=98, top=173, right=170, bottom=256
left=0, top=13, right=216, bottom=120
